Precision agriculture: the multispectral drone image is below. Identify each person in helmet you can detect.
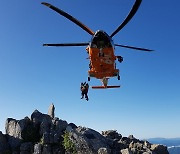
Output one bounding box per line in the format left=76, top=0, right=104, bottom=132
left=80, top=82, right=89, bottom=101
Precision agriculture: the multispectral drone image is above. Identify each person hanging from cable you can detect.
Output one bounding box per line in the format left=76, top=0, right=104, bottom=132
left=80, top=82, right=89, bottom=101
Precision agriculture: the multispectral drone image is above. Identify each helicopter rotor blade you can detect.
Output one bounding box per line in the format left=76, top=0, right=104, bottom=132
left=115, top=44, right=153, bottom=52
left=110, top=0, right=142, bottom=38
left=41, top=2, right=95, bottom=35
left=43, top=43, right=89, bottom=47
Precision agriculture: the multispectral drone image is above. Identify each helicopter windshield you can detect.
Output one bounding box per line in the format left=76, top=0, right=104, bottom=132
left=90, top=30, right=113, bottom=48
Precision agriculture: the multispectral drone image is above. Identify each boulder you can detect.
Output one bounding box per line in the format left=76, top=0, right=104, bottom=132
left=54, top=118, right=68, bottom=134
left=66, top=123, right=77, bottom=132
left=128, top=135, right=135, bottom=140
left=98, top=147, right=111, bottom=154
left=31, top=110, right=52, bottom=129
left=102, top=130, right=122, bottom=140
left=121, top=148, right=133, bottom=154
left=120, top=137, right=131, bottom=145
left=5, top=118, right=17, bottom=137
left=69, top=126, right=111, bottom=154
left=151, top=144, right=169, bottom=154
left=129, top=141, right=143, bottom=150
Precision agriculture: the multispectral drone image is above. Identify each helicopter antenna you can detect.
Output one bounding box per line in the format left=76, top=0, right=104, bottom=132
left=41, top=2, right=95, bottom=36
left=110, top=0, right=142, bottom=38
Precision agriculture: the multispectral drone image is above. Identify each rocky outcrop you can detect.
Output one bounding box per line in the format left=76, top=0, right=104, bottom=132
left=0, top=104, right=169, bottom=154
left=48, top=103, right=55, bottom=118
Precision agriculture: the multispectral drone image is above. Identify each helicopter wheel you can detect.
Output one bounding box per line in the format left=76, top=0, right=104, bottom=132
left=88, top=77, right=90, bottom=81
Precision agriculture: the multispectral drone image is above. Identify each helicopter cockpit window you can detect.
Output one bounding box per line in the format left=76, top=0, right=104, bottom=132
left=91, top=38, right=112, bottom=48
left=90, top=32, right=112, bottom=48
left=97, top=40, right=105, bottom=48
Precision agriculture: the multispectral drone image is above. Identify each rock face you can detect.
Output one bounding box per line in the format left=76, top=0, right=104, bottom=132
left=0, top=131, right=10, bottom=153
left=0, top=104, right=169, bottom=154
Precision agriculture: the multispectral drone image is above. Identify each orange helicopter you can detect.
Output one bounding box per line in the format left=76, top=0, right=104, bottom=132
left=41, top=0, right=153, bottom=89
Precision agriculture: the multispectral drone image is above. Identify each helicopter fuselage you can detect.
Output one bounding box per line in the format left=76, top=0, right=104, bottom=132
left=87, top=30, right=119, bottom=80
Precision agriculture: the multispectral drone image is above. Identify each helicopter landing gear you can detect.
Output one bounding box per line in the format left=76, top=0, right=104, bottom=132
left=88, top=77, right=90, bottom=81
left=118, top=75, right=120, bottom=80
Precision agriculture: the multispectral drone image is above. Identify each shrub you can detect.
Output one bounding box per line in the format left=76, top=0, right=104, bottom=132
left=62, top=131, right=77, bottom=154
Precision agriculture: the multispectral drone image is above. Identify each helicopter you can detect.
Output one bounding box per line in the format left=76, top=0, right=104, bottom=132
left=41, top=0, right=153, bottom=89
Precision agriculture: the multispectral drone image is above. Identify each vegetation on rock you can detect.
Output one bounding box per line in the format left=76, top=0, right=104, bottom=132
left=62, top=131, right=77, bottom=154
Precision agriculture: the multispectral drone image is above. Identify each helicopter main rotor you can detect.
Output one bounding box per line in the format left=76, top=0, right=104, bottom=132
left=41, top=2, right=94, bottom=36
left=41, top=0, right=153, bottom=52
left=110, top=0, right=142, bottom=38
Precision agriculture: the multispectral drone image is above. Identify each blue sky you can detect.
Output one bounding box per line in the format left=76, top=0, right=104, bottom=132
left=0, top=0, right=180, bottom=139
